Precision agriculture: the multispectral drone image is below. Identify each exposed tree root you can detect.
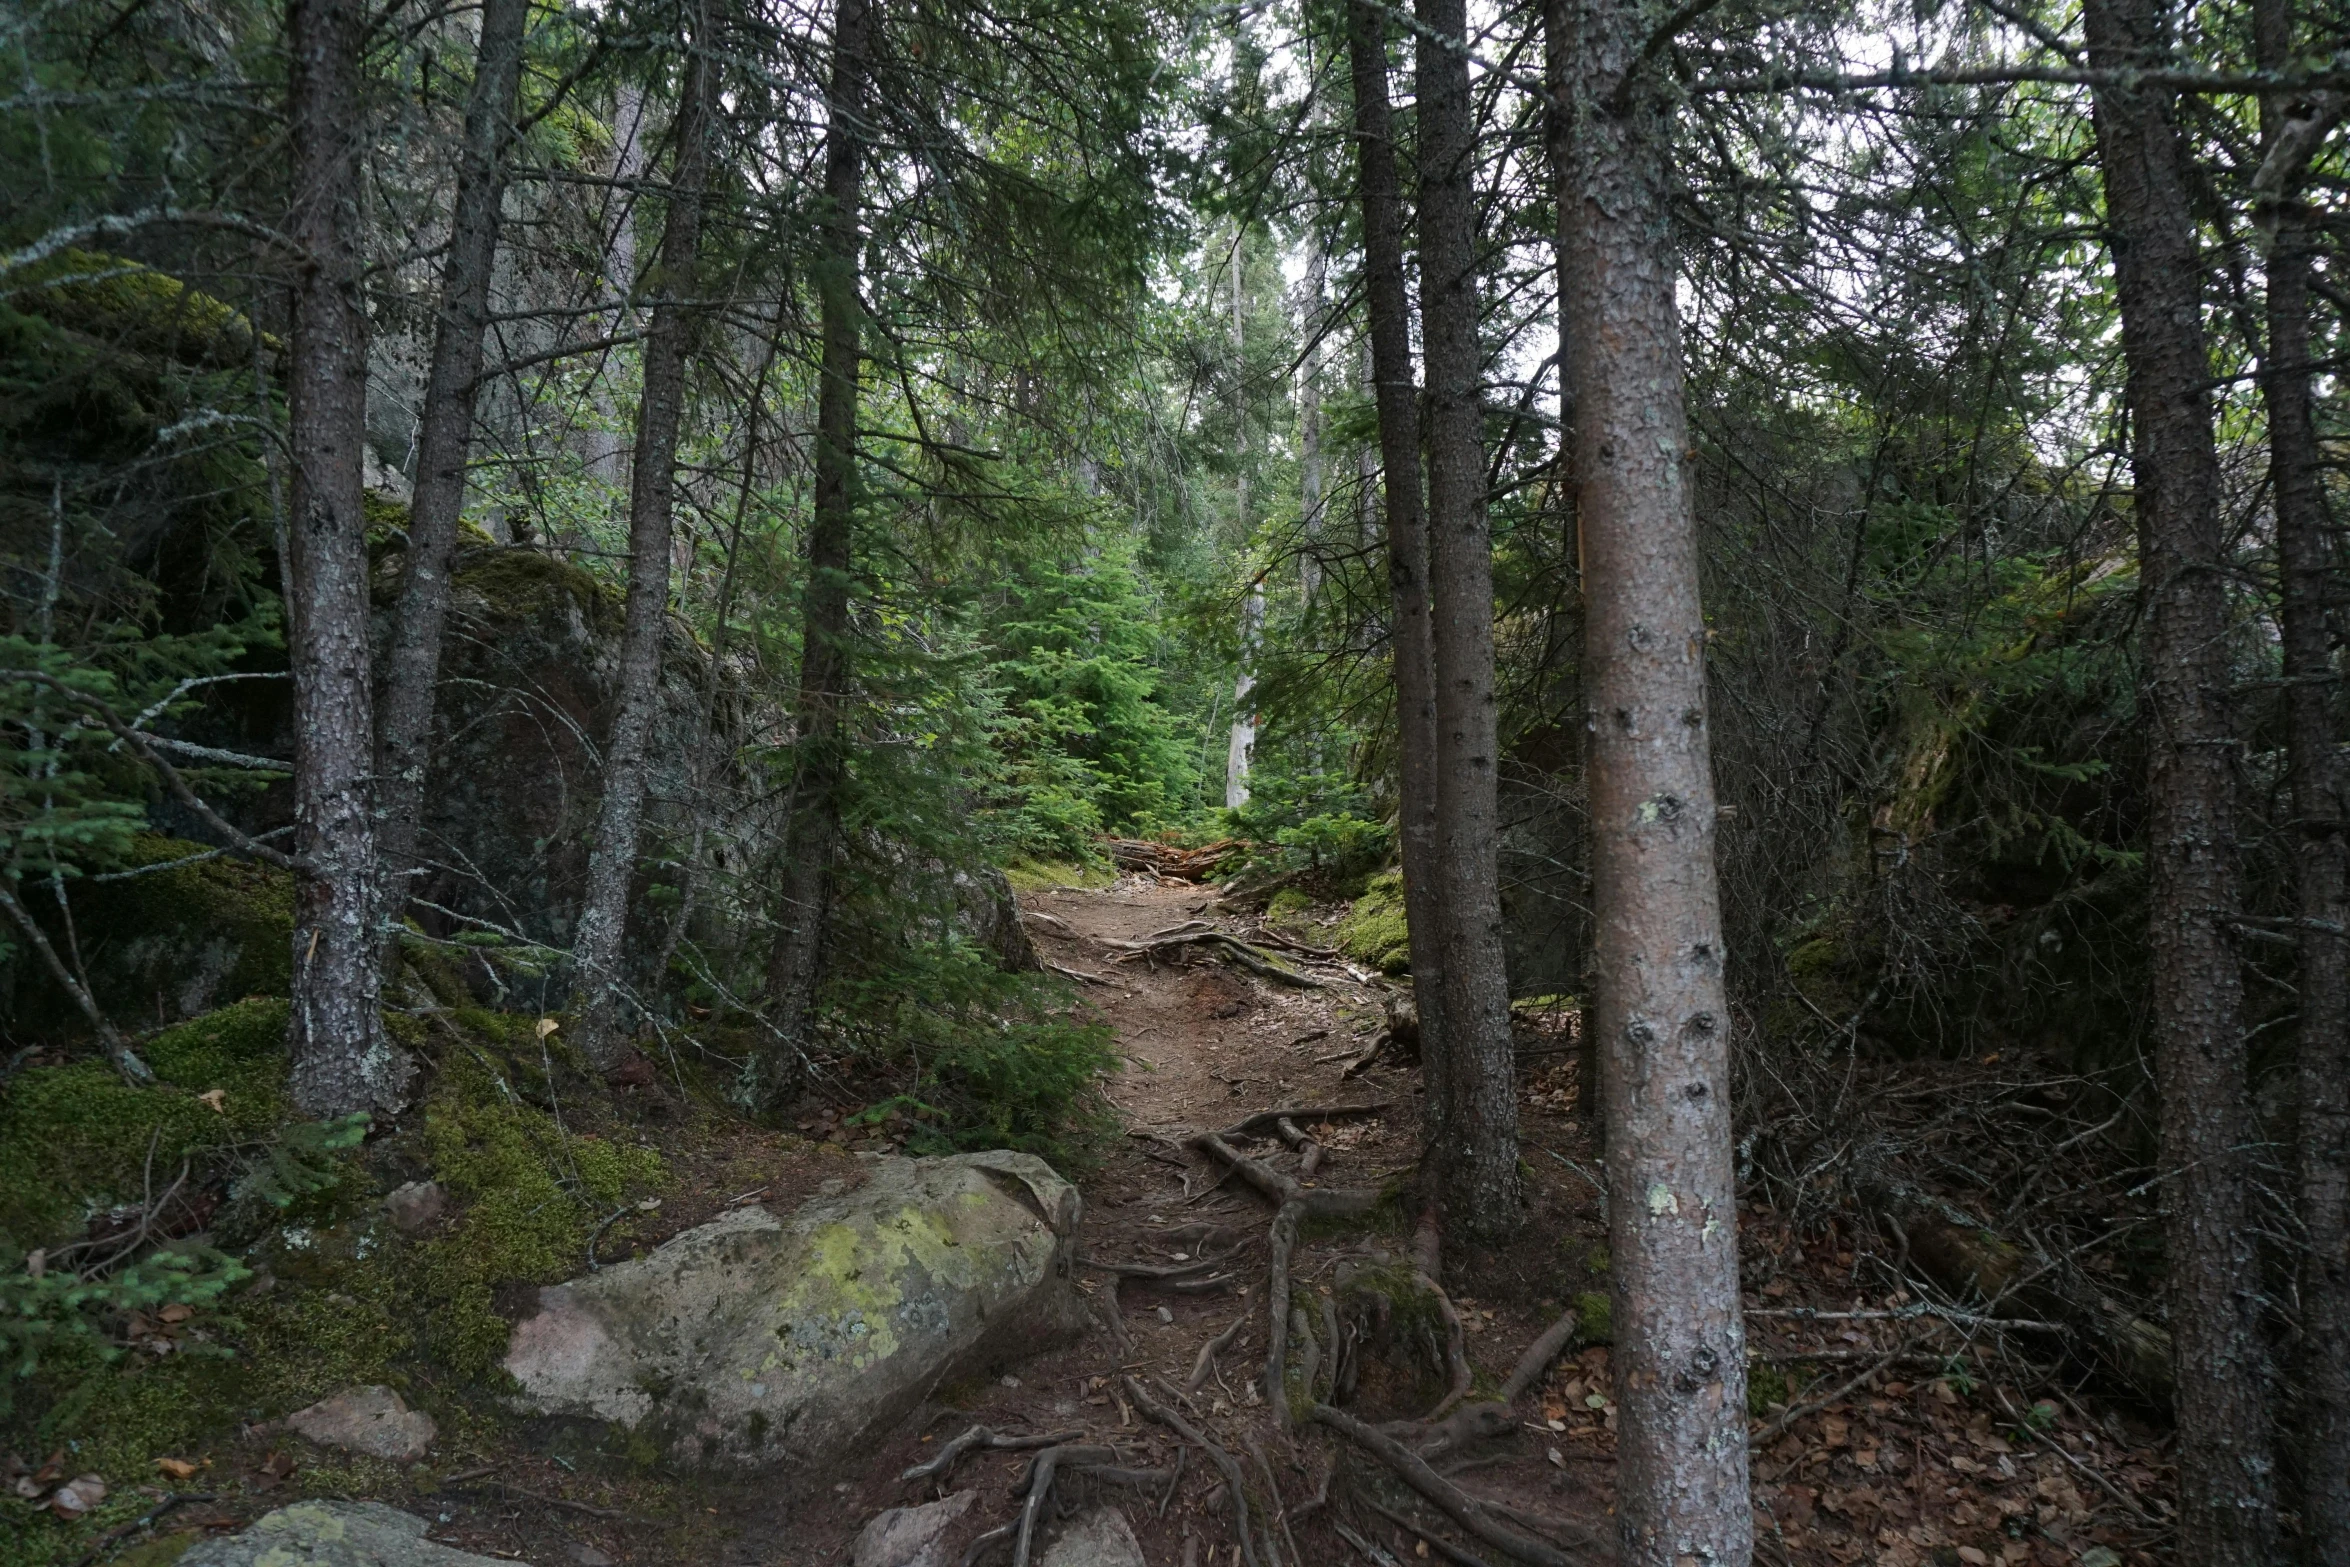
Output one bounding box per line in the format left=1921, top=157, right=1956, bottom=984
left=1102, top=928, right=1328, bottom=988
left=900, top=1425, right=1084, bottom=1484
left=1306, top=1404, right=1591, bottom=1567
left=1334, top=1519, right=1410, bottom=1567
left=1125, top=1375, right=1263, bottom=1567
left=1189, top=1314, right=1249, bottom=1393
left=1365, top=1499, right=1497, bottom=1567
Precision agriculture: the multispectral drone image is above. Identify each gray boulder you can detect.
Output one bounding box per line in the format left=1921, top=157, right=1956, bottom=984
left=853, top=1490, right=979, bottom=1567
left=503, top=1151, right=1084, bottom=1470
left=1039, top=1507, right=1146, bottom=1567
left=179, top=1501, right=516, bottom=1567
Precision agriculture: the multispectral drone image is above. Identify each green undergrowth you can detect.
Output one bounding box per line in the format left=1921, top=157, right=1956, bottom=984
left=1000, top=855, right=1115, bottom=892
left=0, top=998, right=675, bottom=1560
left=1335, top=869, right=1411, bottom=974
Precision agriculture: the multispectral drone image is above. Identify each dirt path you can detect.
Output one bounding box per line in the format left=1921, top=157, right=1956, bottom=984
left=744, top=874, right=1617, bottom=1566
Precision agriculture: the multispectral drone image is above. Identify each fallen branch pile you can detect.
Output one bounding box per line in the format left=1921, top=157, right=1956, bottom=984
left=1103, top=837, right=1241, bottom=881
left=1098, top=922, right=1327, bottom=989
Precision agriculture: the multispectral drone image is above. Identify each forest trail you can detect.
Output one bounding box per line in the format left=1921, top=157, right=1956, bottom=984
left=722, top=874, right=1620, bottom=1565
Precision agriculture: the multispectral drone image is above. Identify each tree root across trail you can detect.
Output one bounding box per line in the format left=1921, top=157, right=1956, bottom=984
left=1176, top=1118, right=1604, bottom=1565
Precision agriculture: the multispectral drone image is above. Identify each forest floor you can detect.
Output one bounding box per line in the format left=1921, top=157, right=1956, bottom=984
left=112, top=875, right=2179, bottom=1567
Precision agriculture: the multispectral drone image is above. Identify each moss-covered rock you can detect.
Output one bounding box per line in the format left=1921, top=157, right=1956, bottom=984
left=6, top=250, right=272, bottom=373
left=1335, top=870, right=1411, bottom=974
left=22, top=835, right=295, bottom=1034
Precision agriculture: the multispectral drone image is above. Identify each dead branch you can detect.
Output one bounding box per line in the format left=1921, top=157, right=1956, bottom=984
left=1334, top=1518, right=1411, bottom=1567
left=1499, top=1307, right=1581, bottom=1405
left=1104, top=929, right=1328, bottom=988
left=1104, top=838, right=1242, bottom=881
left=1252, top=924, right=1341, bottom=959
left=1222, top=1102, right=1393, bottom=1138
left=901, top=1425, right=1085, bottom=1485
left=1306, top=1404, right=1588, bottom=1567
left=1188, top=1132, right=1382, bottom=1218
left=1125, top=1375, right=1262, bottom=1567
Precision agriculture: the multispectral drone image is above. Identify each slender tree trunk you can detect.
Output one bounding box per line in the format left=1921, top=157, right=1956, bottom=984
left=759, top=0, right=871, bottom=1109
left=375, top=0, right=529, bottom=968
left=2254, top=3, right=2350, bottom=1555
left=2086, top=0, right=2275, bottom=1557
left=1557, top=0, right=1751, bottom=1558
left=285, top=0, right=402, bottom=1116
left=1416, top=0, right=1519, bottom=1237
left=1347, top=0, right=1451, bottom=1156
left=569, top=33, right=716, bottom=1068
left=1226, top=575, right=1264, bottom=807
left=1226, top=228, right=1257, bottom=809
left=590, top=84, right=650, bottom=493
left=1299, top=240, right=1326, bottom=612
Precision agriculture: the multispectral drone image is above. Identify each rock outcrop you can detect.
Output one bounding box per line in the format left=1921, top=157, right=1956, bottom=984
left=503, top=1151, right=1084, bottom=1470
left=852, top=1491, right=979, bottom=1567
left=179, top=1501, right=519, bottom=1567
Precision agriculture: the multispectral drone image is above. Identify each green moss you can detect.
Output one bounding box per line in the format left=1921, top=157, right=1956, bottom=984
left=0, top=997, right=290, bottom=1245
left=1001, top=857, right=1114, bottom=892
left=413, top=1047, right=664, bottom=1377
left=454, top=545, right=621, bottom=636
left=1572, top=1290, right=1612, bottom=1344
left=1335, top=870, right=1411, bottom=974
left=69, top=834, right=295, bottom=1022
left=1747, top=1360, right=1792, bottom=1415
left=1266, top=887, right=1313, bottom=921
left=5, top=251, right=270, bottom=372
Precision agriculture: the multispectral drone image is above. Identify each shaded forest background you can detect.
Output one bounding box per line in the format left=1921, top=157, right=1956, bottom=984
left=0, top=0, right=2344, bottom=1558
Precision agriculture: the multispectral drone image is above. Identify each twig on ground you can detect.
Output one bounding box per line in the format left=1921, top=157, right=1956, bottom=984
left=1747, top=1337, right=1924, bottom=1448
left=71, top=1491, right=216, bottom=1567
left=1993, top=1386, right=2164, bottom=1527
left=1499, top=1308, right=1581, bottom=1405
left=1221, top=1103, right=1391, bottom=1138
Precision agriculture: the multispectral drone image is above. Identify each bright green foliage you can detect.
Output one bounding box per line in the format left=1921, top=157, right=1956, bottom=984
left=980, top=547, right=1197, bottom=856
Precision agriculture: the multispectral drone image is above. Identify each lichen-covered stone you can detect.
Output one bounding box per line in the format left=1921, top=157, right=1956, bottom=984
left=179, top=1501, right=516, bottom=1567
left=503, top=1150, right=1085, bottom=1470
left=1038, top=1507, right=1146, bottom=1567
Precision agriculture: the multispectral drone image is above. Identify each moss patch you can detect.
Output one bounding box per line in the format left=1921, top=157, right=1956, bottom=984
left=1335, top=870, right=1411, bottom=974
left=1001, top=857, right=1114, bottom=892
left=0, top=997, right=289, bottom=1245
left=413, top=1027, right=665, bottom=1376
left=5, top=251, right=270, bottom=372
left=453, top=545, right=621, bottom=637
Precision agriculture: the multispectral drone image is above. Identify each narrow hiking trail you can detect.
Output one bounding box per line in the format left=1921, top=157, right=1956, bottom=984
left=723, top=873, right=1623, bottom=1566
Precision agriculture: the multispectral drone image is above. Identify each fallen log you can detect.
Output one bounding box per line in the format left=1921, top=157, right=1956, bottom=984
left=1104, top=837, right=1243, bottom=881
left=1851, top=1147, right=2172, bottom=1405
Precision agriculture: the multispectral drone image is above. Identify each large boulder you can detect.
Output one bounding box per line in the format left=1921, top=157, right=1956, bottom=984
left=503, top=1150, right=1085, bottom=1470
left=179, top=1500, right=520, bottom=1567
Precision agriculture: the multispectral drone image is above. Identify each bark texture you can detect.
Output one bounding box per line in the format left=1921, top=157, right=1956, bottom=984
left=2085, top=0, right=2275, bottom=1556
left=1346, top=0, right=1450, bottom=1150
left=286, top=0, right=403, bottom=1115
left=759, top=0, right=872, bottom=1108
left=375, top=0, right=529, bottom=961
left=1556, top=0, right=1749, bottom=1555
left=1416, top=0, right=1520, bottom=1237
left=2254, top=3, right=2350, bottom=1554
left=570, top=34, right=717, bottom=1067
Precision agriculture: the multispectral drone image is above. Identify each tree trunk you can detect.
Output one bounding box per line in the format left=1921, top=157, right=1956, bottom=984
left=1556, top=0, right=1750, bottom=1555
left=1346, top=0, right=1451, bottom=1157
left=569, top=32, right=717, bottom=1068
left=2085, top=0, right=2275, bottom=1557
left=285, top=0, right=402, bottom=1116
left=2254, top=2, right=2350, bottom=1554
left=1416, top=0, right=1520, bottom=1238
left=1227, top=576, right=1263, bottom=808
left=1298, top=239, right=1326, bottom=612
left=375, top=0, right=529, bottom=968
left=758, top=0, right=872, bottom=1110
